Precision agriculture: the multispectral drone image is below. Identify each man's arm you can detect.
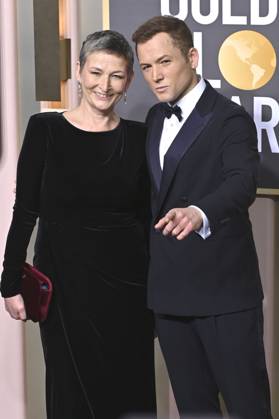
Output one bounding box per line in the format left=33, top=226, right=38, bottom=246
left=155, top=111, right=259, bottom=240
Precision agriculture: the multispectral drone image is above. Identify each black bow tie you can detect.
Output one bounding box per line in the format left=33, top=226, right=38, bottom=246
left=162, top=103, right=183, bottom=122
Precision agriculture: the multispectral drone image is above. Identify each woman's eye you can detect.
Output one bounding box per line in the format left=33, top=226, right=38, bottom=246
left=112, top=74, right=124, bottom=79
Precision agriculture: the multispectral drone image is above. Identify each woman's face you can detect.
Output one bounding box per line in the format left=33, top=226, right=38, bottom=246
left=77, top=51, right=132, bottom=113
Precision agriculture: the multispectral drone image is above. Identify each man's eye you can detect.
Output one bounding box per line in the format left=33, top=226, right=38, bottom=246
left=161, top=59, right=170, bottom=65
left=90, top=71, right=100, bottom=75
left=141, top=65, right=150, bottom=71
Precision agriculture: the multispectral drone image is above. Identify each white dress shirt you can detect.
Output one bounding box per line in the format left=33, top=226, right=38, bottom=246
left=159, top=77, right=211, bottom=239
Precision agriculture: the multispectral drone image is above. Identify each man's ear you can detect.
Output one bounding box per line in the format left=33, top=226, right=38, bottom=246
left=188, top=48, right=199, bottom=70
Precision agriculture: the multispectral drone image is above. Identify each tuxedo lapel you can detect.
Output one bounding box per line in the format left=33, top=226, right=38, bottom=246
left=155, top=84, right=218, bottom=216
left=155, top=109, right=212, bottom=215
left=146, top=83, right=218, bottom=216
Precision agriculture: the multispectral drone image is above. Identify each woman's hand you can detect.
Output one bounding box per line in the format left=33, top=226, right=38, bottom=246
left=4, top=295, right=27, bottom=321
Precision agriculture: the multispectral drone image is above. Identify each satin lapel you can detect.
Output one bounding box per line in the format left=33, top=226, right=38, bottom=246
left=146, top=109, right=165, bottom=192
left=155, top=108, right=213, bottom=215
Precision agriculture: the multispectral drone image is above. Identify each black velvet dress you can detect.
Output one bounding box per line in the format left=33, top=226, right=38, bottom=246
left=1, top=113, right=156, bottom=419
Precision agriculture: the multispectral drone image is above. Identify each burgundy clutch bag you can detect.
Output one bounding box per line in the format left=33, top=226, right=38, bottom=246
left=21, top=263, right=53, bottom=322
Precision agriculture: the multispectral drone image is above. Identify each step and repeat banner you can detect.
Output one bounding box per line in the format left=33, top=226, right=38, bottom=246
left=107, top=0, right=279, bottom=193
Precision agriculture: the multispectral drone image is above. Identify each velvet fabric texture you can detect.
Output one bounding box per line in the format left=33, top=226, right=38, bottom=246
left=1, top=113, right=156, bottom=419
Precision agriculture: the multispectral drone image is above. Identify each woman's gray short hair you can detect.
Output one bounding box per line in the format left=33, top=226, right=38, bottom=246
left=79, top=30, right=134, bottom=74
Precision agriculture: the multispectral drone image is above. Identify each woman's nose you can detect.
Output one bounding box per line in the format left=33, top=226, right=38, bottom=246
left=99, top=75, right=110, bottom=91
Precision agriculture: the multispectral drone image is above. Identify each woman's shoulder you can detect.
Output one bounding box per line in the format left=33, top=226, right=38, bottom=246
left=25, top=112, right=65, bottom=137
left=23, top=112, right=63, bottom=144
left=29, top=111, right=61, bottom=124
left=121, top=119, right=147, bottom=144
left=121, top=118, right=147, bottom=135
left=121, top=118, right=146, bottom=128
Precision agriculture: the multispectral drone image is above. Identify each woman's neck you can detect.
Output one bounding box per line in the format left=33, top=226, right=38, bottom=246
left=64, top=103, right=120, bottom=132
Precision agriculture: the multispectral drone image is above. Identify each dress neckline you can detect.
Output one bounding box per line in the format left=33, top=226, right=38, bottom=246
left=59, top=112, right=122, bottom=134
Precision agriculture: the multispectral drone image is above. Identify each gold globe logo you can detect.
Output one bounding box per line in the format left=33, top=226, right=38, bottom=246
left=218, top=30, right=276, bottom=90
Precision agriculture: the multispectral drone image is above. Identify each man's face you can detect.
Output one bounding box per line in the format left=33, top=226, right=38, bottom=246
left=137, top=32, right=199, bottom=104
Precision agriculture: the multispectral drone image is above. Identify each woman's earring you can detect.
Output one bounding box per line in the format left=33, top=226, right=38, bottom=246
left=123, top=91, right=127, bottom=104
left=78, top=81, right=82, bottom=98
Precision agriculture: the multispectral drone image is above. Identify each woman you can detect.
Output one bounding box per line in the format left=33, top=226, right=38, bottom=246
left=1, top=31, right=156, bottom=419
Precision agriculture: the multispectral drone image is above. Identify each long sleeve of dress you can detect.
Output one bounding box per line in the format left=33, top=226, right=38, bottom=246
left=1, top=115, right=47, bottom=297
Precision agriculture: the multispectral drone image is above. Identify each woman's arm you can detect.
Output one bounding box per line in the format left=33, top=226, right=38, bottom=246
left=1, top=114, right=48, bottom=317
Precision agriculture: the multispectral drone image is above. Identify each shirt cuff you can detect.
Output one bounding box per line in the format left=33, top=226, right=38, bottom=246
left=189, top=205, right=211, bottom=240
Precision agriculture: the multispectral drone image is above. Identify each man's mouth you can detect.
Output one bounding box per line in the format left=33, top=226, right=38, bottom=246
left=155, top=86, right=168, bottom=93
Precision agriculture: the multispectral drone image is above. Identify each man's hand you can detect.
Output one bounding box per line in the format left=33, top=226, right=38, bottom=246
left=154, top=207, right=203, bottom=240
left=4, top=294, right=27, bottom=321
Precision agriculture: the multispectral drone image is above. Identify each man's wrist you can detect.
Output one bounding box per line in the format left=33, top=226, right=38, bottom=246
left=189, top=205, right=211, bottom=239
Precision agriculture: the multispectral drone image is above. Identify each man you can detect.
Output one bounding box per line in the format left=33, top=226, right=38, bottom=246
left=132, top=16, right=272, bottom=419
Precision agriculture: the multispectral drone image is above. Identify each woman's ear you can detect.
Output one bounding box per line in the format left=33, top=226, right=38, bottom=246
left=76, top=61, right=81, bottom=82
left=125, top=70, right=135, bottom=90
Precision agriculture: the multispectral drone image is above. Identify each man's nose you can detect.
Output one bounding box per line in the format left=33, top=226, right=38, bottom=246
left=152, top=66, right=163, bottom=82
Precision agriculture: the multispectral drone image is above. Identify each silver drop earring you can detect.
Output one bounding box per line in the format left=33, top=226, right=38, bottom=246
left=124, top=91, right=127, bottom=104
left=78, top=81, right=82, bottom=98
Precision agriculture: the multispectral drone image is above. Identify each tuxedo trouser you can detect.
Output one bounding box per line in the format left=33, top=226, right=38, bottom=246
left=155, top=306, right=273, bottom=419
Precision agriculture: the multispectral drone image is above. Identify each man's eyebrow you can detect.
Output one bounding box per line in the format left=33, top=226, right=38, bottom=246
left=140, top=55, right=171, bottom=66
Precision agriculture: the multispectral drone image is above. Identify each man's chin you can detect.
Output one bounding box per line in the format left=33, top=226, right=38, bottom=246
left=153, top=91, right=174, bottom=103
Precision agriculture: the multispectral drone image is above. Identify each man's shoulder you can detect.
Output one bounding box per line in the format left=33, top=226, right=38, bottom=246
left=209, top=89, right=256, bottom=134
left=212, top=87, right=251, bottom=120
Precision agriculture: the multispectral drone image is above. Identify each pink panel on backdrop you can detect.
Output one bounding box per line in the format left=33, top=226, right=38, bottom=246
left=66, top=0, right=79, bottom=109
left=0, top=1, right=26, bottom=418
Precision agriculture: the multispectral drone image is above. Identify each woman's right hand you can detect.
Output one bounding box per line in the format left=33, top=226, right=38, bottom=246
left=4, top=294, right=27, bottom=321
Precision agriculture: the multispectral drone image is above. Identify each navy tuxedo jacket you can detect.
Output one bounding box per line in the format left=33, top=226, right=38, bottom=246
left=146, top=81, right=263, bottom=316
